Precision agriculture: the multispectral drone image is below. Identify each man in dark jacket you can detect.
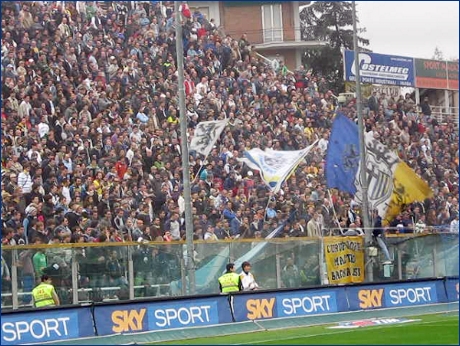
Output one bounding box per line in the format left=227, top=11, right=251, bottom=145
left=420, top=96, right=432, bottom=118
left=368, top=91, right=379, bottom=113
left=372, top=209, right=392, bottom=264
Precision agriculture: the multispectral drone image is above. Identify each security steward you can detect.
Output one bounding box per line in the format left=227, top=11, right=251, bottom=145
left=218, top=263, right=243, bottom=293
left=32, top=274, right=60, bottom=308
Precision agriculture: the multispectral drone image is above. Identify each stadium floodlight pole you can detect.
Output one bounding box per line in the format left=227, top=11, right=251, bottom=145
left=175, top=0, right=196, bottom=294
left=352, top=1, right=373, bottom=282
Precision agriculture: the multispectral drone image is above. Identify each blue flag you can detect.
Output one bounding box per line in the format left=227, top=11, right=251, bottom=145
left=325, top=113, right=361, bottom=194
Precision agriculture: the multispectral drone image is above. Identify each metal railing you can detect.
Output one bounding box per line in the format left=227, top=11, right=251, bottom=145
left=423, top=106, right=459, bottom=127
left=0, top=283, right=171, bottom=309
left=255, top=52, right=294, bottom=75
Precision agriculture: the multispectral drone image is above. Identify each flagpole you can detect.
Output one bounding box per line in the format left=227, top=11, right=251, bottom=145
left=175, top=0, right=196, bottom=294
left=191, top=160, right=205, bottom=185
left=190, top=119, right=229, bottom=185
left=327, top=189, right=342, bottom=235
left=263, top=193, right=272, bottom=222
left=352, top=1, right=373, bottom=282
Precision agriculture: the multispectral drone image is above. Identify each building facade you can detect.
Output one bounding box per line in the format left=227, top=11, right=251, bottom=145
left=189, top=1, right=326, bottom=71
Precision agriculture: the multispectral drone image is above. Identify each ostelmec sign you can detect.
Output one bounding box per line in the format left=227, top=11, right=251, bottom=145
left=415, top=58, right=459, bottom=90
left=324, top=236, right=365, bottom=285
left=343, top=50, right=415, bottom=87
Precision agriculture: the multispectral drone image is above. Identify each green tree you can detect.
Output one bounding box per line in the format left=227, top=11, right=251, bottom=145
left=300, top=2, right=369, bottom=93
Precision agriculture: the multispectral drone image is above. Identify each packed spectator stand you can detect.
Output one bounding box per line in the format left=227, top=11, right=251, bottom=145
left=1, top=1, right=459, bottom=304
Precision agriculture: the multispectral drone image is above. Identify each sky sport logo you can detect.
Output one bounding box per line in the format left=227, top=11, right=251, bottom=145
left=327, top=318, right=421, bottom=329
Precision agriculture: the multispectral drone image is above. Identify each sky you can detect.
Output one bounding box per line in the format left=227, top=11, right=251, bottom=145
left=356, top=1, right=459, bottom=61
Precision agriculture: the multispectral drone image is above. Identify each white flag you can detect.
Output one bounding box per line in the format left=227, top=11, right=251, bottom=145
left=238, top=141, right=318, bottom=193
left=189, top=119, right=229, bottom=157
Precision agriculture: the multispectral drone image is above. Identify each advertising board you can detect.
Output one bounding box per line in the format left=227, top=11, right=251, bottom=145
left=347, top=280, right=446, bottom=310
left=1, top=307, right=94, bottom=345
left=444, top=277, right=459, bottom=302
left=414, top=58, right=459, bottom=90
left=1, top=277, right=456, bottom=344
left=232, top=288, right=348, bottom=322
left=344, top=50, right=415, bottom=87
left=93, top=296, right=233, bottom=336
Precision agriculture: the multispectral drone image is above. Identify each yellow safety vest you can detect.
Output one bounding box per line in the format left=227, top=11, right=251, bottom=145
left=218, top=272, right=240, bottom=293
left=32, top=283, right=56, bottom=308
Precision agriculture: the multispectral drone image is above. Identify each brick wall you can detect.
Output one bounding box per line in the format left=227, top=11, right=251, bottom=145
left=220, top=2, right=297, bottom=44
left=279, top=49, right=296, bottom=71
left=220, top=3, right=263, bottom=44
left=282, top=2, right=296, bottom=42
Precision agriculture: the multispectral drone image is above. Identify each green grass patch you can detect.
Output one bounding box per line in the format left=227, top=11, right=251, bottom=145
left=155, top=312, right=459, bottom=345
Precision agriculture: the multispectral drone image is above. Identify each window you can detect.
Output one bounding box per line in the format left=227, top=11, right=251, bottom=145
left=261, top=4, right=283, bottom=43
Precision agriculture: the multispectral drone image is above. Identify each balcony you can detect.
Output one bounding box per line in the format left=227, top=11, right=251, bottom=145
left=254, top=27, right=327, bottom=51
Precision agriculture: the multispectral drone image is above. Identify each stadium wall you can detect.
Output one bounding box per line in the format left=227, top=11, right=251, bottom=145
left=1, top=276, right=458, bottom=345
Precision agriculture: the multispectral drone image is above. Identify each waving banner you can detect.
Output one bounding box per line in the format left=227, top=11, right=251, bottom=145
left=326, top=113, right=433, bottom=225
left=189, top=119, right=229, bottom=156
left=238, top=141, right=317, bottom=194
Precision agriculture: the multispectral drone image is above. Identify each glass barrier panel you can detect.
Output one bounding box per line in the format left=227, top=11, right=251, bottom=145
left=2, top=233, right=458, bottom=310
left=294, top=239, right=323, bottom=288
left=386, top=234, right=459, bottom=281
left=262, top=238, right=322, bottom=290
left=74, top=243, right=129, bottom=303
left=245, top=240, right=278, bottom=290
left=433, top=233, right=459, bottom=277
left=404, top=234, right=437, bottom=279
left=16, top=248, right=36, bottom=309
left=192, top=241, right=230, bottom=295
left=1, top=248, right=14, bottom=311
left=134, top=242, right=182, bottom=298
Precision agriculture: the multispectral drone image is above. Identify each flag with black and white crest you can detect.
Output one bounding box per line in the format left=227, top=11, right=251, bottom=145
left=189, top=119, right=229, bottom=156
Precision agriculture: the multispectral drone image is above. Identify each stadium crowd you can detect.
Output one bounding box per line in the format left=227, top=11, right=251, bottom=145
left=1, top=1, right=459, bottom=301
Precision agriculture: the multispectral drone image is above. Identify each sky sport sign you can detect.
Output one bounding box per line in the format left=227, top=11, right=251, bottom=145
left=344, top=50, right=415, bottom=87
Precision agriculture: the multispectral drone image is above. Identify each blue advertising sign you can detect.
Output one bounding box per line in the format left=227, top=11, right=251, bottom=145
left=445, top=277, right=459, bottom=302
left=147, top=299, right=220, bottom=331
left=347, top=281, right=439, bottom=310
left=94, top=296, right=233, bottom=336
left=1, top=308, right=94, bottom=345
left=344, top=50, right=415, bottom=87
left=384, top=282, right=439, bottom=307
left=232, top=288, right=346, bottom=322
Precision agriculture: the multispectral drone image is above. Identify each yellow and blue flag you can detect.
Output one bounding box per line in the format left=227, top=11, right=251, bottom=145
left=326, top=113, right=433, bottom=225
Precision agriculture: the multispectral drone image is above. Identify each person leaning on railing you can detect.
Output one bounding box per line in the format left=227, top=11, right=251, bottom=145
left=31, top=274, right=60, bottom=308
